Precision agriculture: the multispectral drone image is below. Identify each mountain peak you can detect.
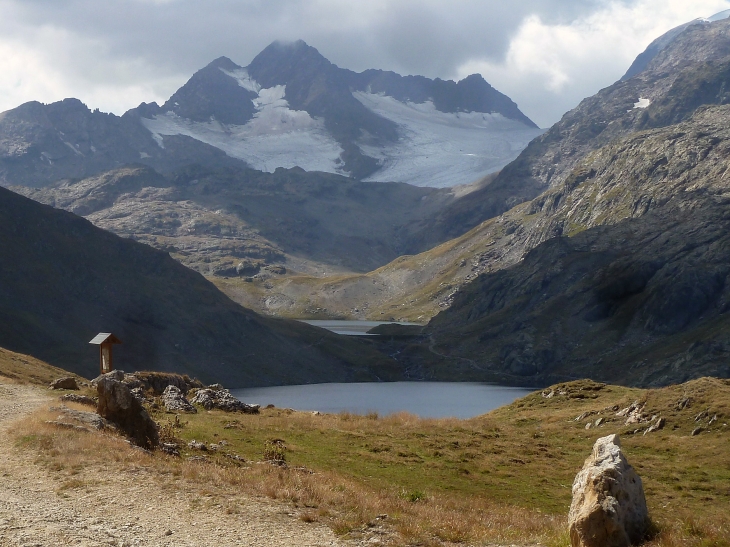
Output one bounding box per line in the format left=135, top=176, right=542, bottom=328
left=622, top=10, right=730, bottom=81
left=160, top=54, right=255, bottom=125
left=270, top=39, right=310, bottom=51
left=205, top=56, right=242, bottom=71
left=247, top=39, right=335, bottom=88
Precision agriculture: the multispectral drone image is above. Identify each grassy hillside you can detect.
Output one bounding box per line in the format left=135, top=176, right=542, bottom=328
left=0, top=347, right=84, bottom=385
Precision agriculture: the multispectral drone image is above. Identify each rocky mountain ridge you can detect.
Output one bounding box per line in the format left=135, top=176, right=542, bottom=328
left=14, top=164, right=458, bottom=276
left=0, top=40, right=541, bottom=189
left=414, top=15, right=730, bottom=244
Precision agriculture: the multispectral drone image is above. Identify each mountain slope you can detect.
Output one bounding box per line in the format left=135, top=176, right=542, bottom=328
left=0, top=185, right=400, bottom=385
left=0, top=98, right=247, bottom=188
left=381, top=104, right=730, bottom=386
left=14, top=164, right=457, bottom=276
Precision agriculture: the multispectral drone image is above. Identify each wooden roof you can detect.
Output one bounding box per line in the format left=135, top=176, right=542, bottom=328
left=89, top=333, right=122, bottom=345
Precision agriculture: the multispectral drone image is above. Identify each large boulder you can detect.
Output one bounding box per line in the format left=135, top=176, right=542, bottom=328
left=161, top=385, right=197, bottom=413
left=568, top=434, right=649, bottom=547
left=96, top=372, right=159, bottom=449
left=190, top=384, right=259, bottom=413
left=49, top=377, right=79, bottom=390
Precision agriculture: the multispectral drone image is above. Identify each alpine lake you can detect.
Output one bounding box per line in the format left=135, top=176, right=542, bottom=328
left=232, top=320, right=534, bottom=419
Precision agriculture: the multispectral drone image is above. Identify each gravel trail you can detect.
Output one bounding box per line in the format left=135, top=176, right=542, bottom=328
left=0, top=382, right=346, bottom=547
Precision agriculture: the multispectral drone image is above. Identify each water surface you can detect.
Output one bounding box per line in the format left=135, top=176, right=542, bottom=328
left=232, top=382, right=534, bottom=419
left=299, top=320, right=420, bottom=336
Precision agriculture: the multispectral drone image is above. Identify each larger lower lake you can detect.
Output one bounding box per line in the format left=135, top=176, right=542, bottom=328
left=232, top=382, right=534, bottom=419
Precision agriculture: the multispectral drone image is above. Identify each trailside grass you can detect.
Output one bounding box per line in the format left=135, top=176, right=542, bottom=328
left=0, top=347, right=86, bottom=385
left=12, top=377, right=730, bottom=546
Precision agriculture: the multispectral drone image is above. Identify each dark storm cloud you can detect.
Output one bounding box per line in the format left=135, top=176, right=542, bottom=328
left=4, top=0, right=599, bottom=78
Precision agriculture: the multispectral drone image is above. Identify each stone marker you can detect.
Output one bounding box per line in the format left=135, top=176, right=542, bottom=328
left=568, top=434, right=649, bottom=547
left=96, top=371, right=159, bottom=449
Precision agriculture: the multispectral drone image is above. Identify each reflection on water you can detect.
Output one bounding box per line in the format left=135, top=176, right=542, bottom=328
left=232, top=382, right=534, bottom=419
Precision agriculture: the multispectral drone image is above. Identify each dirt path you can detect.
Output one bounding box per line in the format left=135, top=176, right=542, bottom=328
left=0, top=382, right=347, bottom=547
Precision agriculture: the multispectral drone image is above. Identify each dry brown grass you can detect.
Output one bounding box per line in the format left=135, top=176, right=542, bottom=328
left=0, top=347, right=85, bottom=386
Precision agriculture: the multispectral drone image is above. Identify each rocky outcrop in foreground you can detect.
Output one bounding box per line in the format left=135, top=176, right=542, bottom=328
left=568, top=434, right=649, bottom=547
left=96, top=372, right=159, bottom=449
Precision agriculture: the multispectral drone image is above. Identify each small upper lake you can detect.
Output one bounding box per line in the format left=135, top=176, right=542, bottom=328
left=299, top=320, right=420, bottom=336
left=232, top=382, right=534, bottom=419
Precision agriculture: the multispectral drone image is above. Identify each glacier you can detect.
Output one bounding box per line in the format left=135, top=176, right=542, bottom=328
left=141, top=79, right=345, bottom=174
left=141, top=68, right=544, bottom=187
left=354, top=92, right=544, bottom=188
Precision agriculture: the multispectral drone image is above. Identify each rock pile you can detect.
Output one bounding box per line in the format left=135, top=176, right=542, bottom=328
left=96, top=371, right=159, bottom=449
left=161, top=385, right=196, bottom=413
left=190, top=385, right=259, bottom=413
left=568, top=434, right=649, bottom=547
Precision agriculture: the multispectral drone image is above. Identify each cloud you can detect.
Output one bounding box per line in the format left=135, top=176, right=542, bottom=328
left=0, top=0, right=729, bottom=127
left=457, top=0, right=730, bottom=126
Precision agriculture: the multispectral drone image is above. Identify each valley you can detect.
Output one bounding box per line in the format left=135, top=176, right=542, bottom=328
left=2, top=12, right=730, bottom=392
left=3, top=6, right=730, bottom=547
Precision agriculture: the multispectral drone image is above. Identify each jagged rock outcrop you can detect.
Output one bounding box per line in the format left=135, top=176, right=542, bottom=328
left=568, top=434, right=649, bottom=547
left=190, top=385, right=259, bottom=413
left=96, top=372, right=159, bottom=449
left=161, top=385, right=197, bottom=413
left=50, top=406, right=117, bottom=432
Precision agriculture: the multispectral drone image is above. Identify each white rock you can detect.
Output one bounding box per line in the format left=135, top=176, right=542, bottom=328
left=568, top=434, right=649, bottom=547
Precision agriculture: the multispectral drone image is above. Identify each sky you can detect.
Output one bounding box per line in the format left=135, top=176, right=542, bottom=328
left=1, top=0, right=729, bottom=128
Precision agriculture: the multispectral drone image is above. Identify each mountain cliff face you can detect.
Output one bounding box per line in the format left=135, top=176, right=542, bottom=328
left=0, top=184, right=400, bottom=385
left=0, top=40, right=540, bottom=189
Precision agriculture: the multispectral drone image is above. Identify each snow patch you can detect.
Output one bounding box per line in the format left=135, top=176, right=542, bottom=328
left=141, top=83, right=344, bottom=173
left=705, top=9, right=730, bottom=22
left=219, top=68, right=261, bottom=94
left=62, top=141, right=84, bottom=157
left=139, top=152, right=151, bottom=159
left=633, top=98, right=651, bottom=109
left=354, top=92, right=544, bottom=188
